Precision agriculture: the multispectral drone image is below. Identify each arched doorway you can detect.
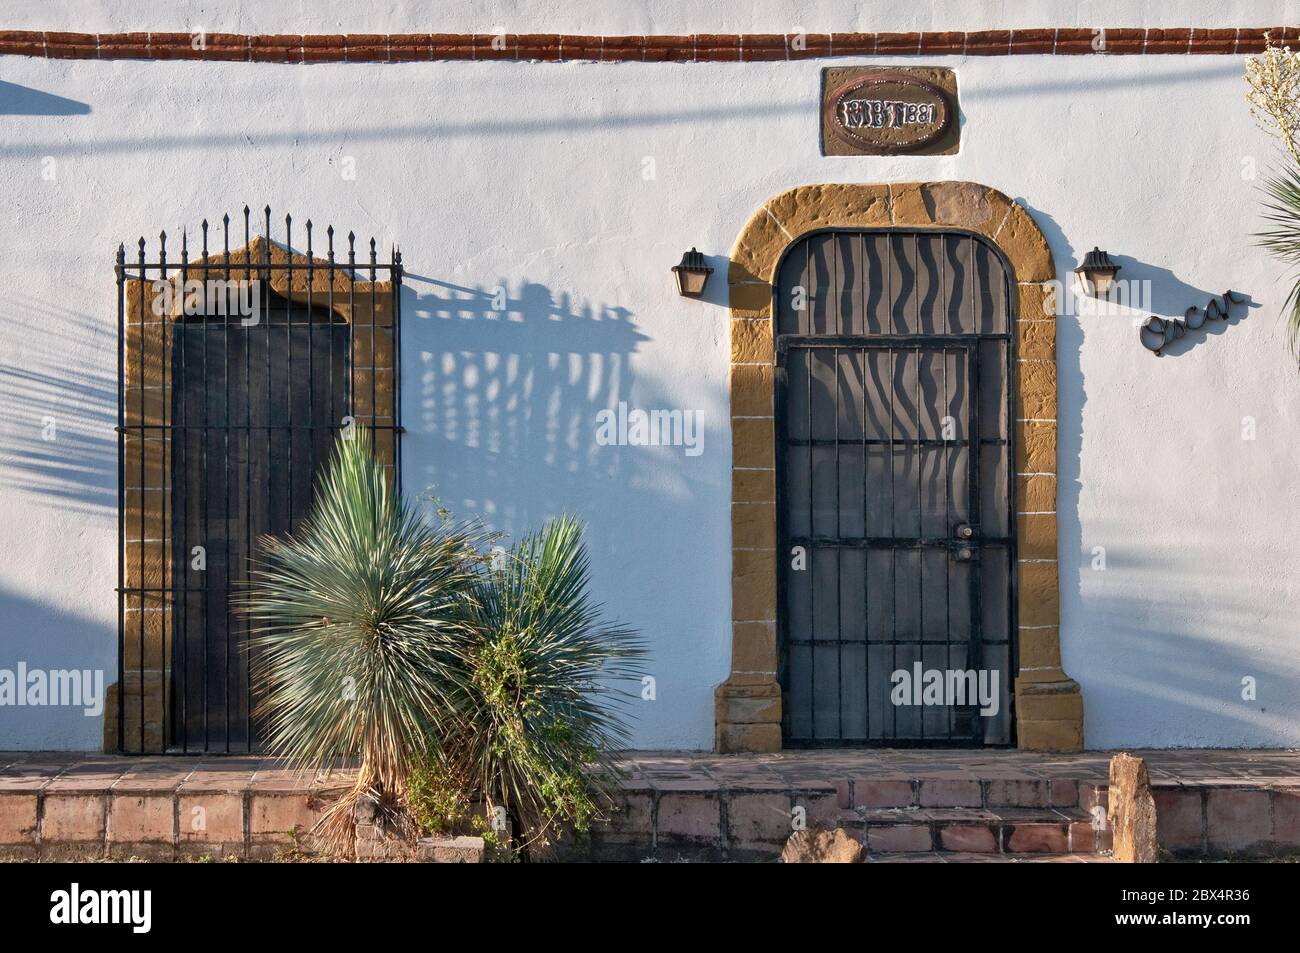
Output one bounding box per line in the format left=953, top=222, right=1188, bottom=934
left=716, top=182, right=1083, bottom=753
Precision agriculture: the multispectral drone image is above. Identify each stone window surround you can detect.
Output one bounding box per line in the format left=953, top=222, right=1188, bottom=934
left=111, top=237, right=396, bottom=752
left=716, top=181, right=1083, bottom=754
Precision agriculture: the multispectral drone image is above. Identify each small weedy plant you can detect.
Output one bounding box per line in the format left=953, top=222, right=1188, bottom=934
left=447, top=515, right=646, bottom=854
left=1246, top=34, right=1300, bottom=358
left=241, top=428, right=482, bottom=856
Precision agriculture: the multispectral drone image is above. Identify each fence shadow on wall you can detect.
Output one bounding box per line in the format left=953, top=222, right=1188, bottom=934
left=400, top=275, right=667, bottom=535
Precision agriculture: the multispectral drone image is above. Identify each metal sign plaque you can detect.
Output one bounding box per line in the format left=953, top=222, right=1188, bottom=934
left=821, top=66, right=960, bottom=156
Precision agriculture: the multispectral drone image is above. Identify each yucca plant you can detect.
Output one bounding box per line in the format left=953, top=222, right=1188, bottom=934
left=241, top=428, right=482, bottom=855
left=445, top=515, right=646, bottom=853
left=1246, top=35, right=1300, bottom=359
left=1257, top=165, right=1300, bottom=358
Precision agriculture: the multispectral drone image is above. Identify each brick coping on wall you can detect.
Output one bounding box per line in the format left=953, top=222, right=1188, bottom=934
left=0, top=28, right=1294, bottom=64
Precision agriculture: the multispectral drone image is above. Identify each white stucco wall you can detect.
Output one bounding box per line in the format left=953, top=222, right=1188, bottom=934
left=1, top=1, right=1297, bottom=749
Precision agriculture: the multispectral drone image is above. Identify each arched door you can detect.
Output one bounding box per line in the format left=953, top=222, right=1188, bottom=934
left=775, top=229, right=1016, bottom=746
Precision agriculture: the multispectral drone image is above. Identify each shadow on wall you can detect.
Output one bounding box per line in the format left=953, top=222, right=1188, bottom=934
left=0, top=584, right=112, bottom=748
left=1109, top=255, right=1257, bottom=358
left=1027, top=198, right=1288, bottom=745
left=1064, top=544, right=1300, bottom=748
left=0, top=80, right=91, bottom=116
left=0, top=298, right=116, bottom=516
left=400, top=274, right=670, bottom=533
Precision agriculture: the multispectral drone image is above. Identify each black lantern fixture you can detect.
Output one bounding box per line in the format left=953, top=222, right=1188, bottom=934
left=1075, top=246, right=1121, bottom=296
left=672, top=247, right=713, bottom=298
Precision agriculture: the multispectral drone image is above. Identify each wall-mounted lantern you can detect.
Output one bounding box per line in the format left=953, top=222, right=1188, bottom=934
left=672, top=247, right=713, bottom=298
left=1074, top=246, right=1121, bottom=297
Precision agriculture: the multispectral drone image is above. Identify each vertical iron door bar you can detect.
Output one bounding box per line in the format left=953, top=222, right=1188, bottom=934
left=159, top=231, right=170, bottom=753
left=804, top=246, right=814, bottom=741
left=178, top=230, right=190, bottom=752
left=306, top=222, right=316, bottom=501
left=285, top=215, right=294, bottom=538
left=394, top=247, right=404, bottom=487
left=1004, top=263, right=1019, bottom=739
left=347, top=233, right=356, bottom=437
left=967, top=338, right=984, bottom=744
left=115, top=243, right=125, bottom=753
left=136, top=239, right=146, bottom=753
left=328, top=227, right=336, bottom=438
left=857, top=343, right=868, bottom=738
left=834, top=344, right=842, bottom=740
left=370, top=239, right=378, bottom=465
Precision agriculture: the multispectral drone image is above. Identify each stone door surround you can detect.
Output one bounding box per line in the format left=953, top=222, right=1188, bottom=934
left=717, top=181, right=1083, bottom=754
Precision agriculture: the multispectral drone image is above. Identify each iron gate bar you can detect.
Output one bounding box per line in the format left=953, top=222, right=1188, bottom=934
left=115, top=208, right=404, bottom=754
left=773, top=228, right=1017, bottom=747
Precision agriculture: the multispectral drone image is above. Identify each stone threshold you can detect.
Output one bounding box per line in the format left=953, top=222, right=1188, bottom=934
left=1, top=748, right=1297, bottom=861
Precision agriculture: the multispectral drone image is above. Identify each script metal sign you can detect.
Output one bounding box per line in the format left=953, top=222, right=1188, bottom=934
left=821, top=67, right=960, bottom=156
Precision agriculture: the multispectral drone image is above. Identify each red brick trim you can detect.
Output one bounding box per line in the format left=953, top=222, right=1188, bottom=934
left=1, top=28, right=1296, bottom=64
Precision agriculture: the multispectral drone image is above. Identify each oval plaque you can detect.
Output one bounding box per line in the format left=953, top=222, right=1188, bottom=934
left=825, top=71, right=952, bottom=154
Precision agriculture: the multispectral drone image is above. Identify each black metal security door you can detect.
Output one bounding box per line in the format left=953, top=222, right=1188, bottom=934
left=116, top=209, right=403, bottom=753
left=775, top=230, right=1015, bottom=746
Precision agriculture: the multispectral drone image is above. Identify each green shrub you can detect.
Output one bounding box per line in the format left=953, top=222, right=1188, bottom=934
left=445, top=515, right=646, bottom=851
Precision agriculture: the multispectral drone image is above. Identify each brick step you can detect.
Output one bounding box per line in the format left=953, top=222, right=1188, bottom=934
left=857, top=806, right=1110, bottom=854
left=846, top=777, right=1101, bottom=811
left=867, top=851, right=1116, bottom=864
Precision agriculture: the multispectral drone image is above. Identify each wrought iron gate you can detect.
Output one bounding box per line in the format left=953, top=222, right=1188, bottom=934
left=775, top=229, right=1015, bottom=746
left=115, top=209, right=402, bottom=752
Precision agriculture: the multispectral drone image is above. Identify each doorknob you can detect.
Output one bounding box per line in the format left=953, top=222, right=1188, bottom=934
left=952, top=523, right=977, bottom=561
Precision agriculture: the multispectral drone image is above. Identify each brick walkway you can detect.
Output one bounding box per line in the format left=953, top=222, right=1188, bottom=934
left=2, top=748, right=1297, bottom=861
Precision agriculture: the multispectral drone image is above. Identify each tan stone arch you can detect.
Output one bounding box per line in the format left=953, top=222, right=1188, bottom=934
left=716, top=181, right=1083, bottom=753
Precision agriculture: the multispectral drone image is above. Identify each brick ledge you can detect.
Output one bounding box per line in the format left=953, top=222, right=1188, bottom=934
left=0, top=28, right=1294, bottom=64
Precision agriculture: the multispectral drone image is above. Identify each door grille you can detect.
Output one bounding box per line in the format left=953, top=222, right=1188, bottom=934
left=774, top=229, right=1016, bottom=746
left=115, top=208, right=402, bottom=753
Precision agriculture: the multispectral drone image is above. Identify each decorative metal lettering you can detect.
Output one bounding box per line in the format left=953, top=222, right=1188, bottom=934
left=1138, top=291, right=1247, bottom=356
